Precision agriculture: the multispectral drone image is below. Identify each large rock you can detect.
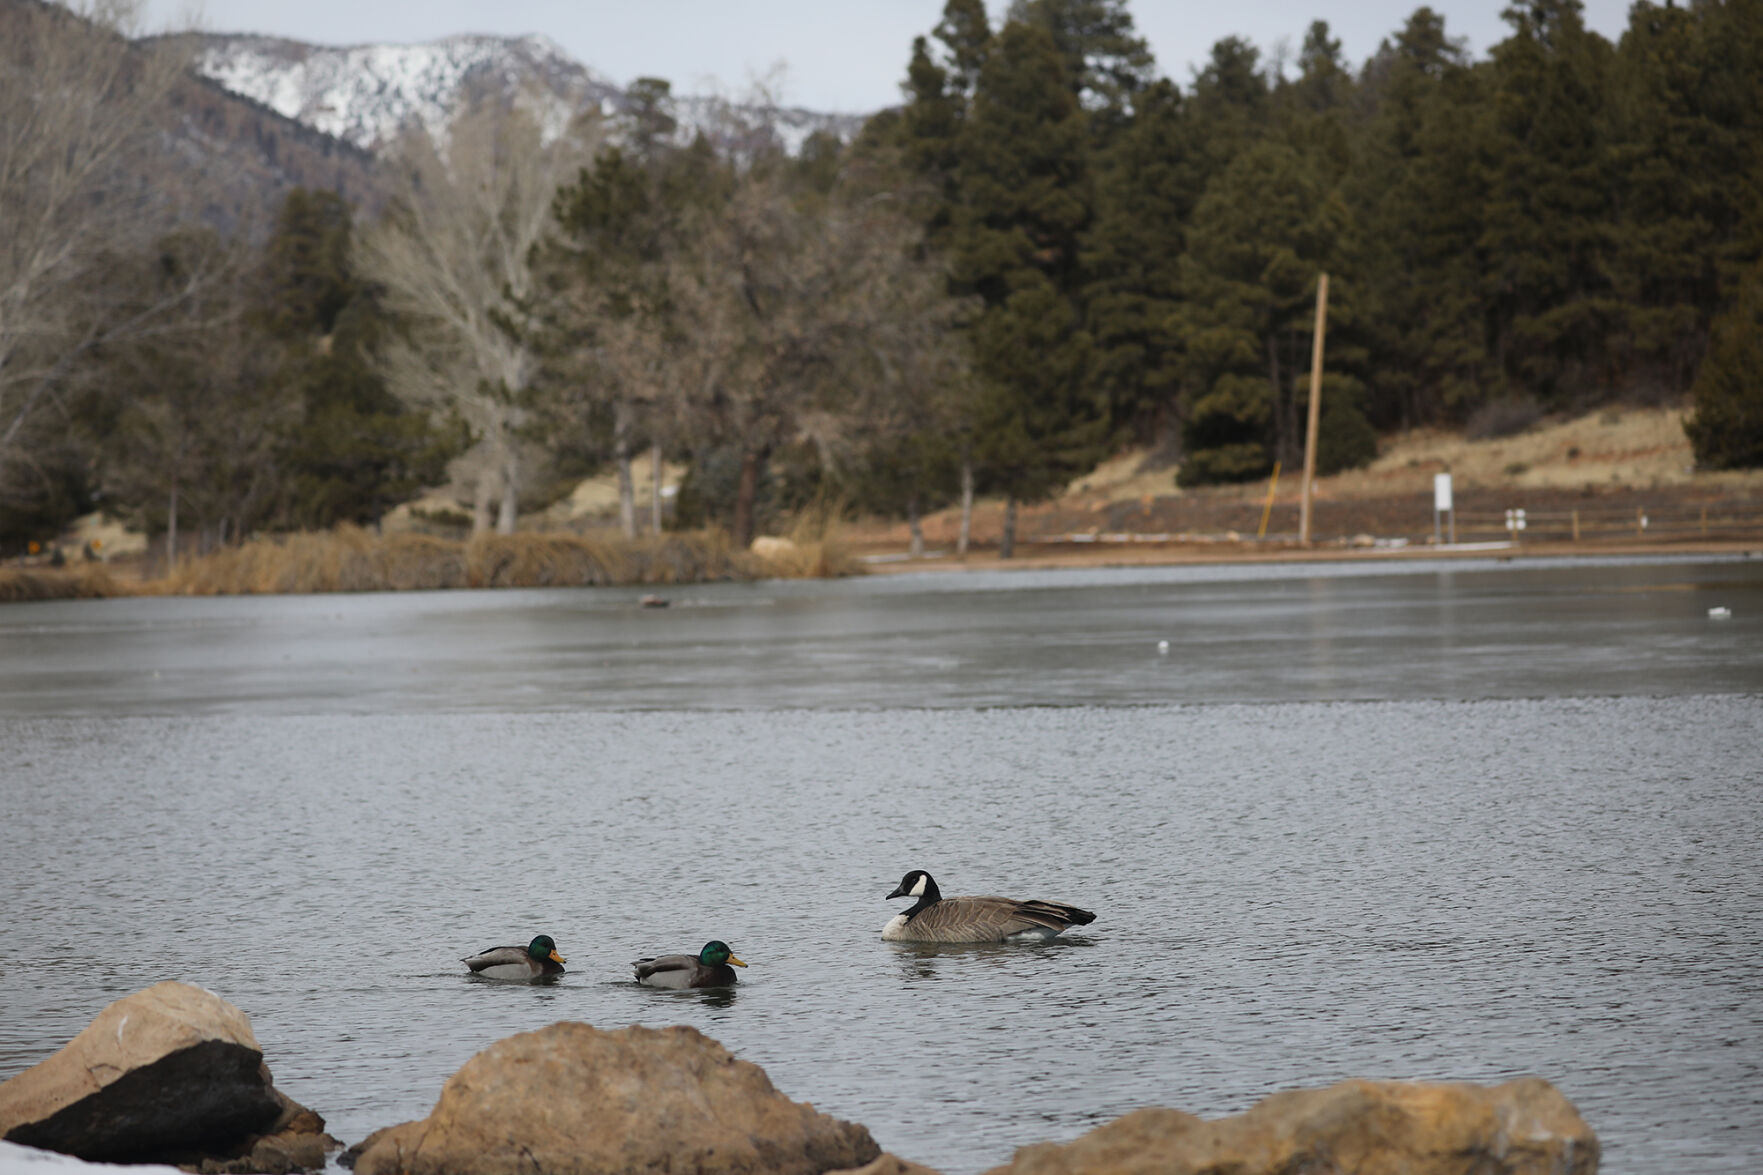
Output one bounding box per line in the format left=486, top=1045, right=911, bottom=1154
left=0, top=982, right=331, bottom=1169
left=346, top=1022, right=879, bottom=1175
left=984, top=1078, right=1597, bottom=1175
left=750, top=536, right=799, bottom=560
left=830, top=1157, right=943, bottom=1175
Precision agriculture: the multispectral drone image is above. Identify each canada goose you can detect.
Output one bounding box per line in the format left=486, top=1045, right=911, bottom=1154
left=462, top=934, right=566, bottom=980
left=883, top=869, right=1096, bottom=943
left=632, top=940, right=748, bottom=988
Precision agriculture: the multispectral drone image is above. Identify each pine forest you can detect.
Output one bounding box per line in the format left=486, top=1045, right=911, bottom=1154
left=3, top=0, right=1760, bottom=570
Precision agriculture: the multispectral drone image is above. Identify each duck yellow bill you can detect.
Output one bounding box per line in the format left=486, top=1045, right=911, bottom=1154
left=727, top=955, right=748, bottom=967
left=551, top=951, right=567, bottom=964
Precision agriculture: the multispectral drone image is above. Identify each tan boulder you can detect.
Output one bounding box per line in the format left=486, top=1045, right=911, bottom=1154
left=0, top=982, right=332, bottom=1169
left=751, top=535, right=799, bottom=560
left=984, top=1078, right=1598, bottom=1175
left=347, top=1022, right=879, bottom=1175
left=830, top=1156, right=944, bottom=1175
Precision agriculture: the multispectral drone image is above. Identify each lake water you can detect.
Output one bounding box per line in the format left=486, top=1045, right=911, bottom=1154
left=1, top=554, right=1760, bottom=1173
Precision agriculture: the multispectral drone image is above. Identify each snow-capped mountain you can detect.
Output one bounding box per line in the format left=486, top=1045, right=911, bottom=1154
left=181, top=31, right=865, bottom=156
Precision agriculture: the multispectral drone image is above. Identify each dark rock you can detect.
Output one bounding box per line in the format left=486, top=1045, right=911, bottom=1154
left=0, top=982, right=333, bottom=1171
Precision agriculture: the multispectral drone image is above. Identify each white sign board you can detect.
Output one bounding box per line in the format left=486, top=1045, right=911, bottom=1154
left=1434, top=473, right=1453, bottom=512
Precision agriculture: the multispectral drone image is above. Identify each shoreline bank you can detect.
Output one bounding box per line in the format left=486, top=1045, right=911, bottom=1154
left=6, top=536, right=1762, bottom=604
left=853, top=536, right=1763, bottom=575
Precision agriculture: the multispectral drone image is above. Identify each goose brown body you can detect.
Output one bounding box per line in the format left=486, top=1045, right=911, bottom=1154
left=883, top=870, right=1096, bottom=943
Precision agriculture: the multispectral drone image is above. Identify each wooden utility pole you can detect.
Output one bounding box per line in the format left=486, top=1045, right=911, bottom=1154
left=1257, top=460, right=1282, bottom=539
left=1298, top=273, right=1329, bottom=545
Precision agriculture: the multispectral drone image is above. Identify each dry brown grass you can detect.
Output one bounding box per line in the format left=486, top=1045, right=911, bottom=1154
left=0, top=564, right=126, bottom=602
left=850, top=404, right=1763, bottom=551
left=749, top=497, right=862, bottom=578
left=139, top=525, right=791, bottom=596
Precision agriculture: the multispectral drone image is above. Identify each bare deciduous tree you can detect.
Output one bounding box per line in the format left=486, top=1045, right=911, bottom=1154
left=0, top=0, right=198, bottom=511
left=97, top=232, right=297, bottom=566
left=667, top=158, right=959, bottom=547
left=538, top=135, right=720, bottom=541
left=359, top=100, right=600, bottom=534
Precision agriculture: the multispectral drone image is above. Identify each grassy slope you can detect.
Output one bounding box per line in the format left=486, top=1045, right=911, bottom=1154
left=848, top=405, right=1763, bottom=551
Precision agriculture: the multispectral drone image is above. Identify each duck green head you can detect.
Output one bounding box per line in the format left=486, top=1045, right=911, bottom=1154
left=699, top=940, right=747, bottom=968
left=528, top=935, right=566, bottom=965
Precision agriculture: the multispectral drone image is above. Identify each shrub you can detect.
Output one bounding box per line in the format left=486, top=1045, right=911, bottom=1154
left=1465, top=396, right=1544, bottom=440
left=1177, top=443, right=1271, bottom=487
left=0, top=566, right=121, bottom=603
left=1312, top=374, right=1379, bottom=476
left=144, top=525, right=809, bottom=595
left=1685, top=262, right=1763, bottom=470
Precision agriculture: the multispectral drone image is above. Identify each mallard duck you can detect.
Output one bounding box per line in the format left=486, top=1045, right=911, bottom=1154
left=462, top=934, right=566, bottom=980
left=883, top=869, right=1096, bottom=943
left=632, top=940, right=748, bottom=988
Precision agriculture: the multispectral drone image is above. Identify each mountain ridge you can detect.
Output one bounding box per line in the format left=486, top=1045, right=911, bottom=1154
left=158, top=29, right=868, bottom=157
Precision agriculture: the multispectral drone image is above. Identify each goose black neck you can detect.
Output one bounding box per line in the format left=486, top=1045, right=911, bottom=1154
left=903, top=878, right=942, bottom=919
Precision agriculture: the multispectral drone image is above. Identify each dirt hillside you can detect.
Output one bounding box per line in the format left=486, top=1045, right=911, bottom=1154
left=846, top=405, right=1763, bottom=559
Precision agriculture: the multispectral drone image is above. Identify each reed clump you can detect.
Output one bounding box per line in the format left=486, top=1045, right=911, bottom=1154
left=748, top=496, right=860, bottom=579
left=0, top=565, right=125, bottom=602
left=160, top=527, right=465, bottom=594
left=149, top=525, right=776, bottom=595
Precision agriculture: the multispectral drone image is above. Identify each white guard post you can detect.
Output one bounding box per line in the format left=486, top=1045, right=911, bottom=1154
left=1433, top=473, right=1454, bottom=545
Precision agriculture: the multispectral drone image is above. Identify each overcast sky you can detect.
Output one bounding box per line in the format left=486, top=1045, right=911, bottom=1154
left=145, top=1, right=1637, bottom=115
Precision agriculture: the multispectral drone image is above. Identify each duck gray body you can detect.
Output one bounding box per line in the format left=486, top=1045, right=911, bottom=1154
left=632, top=941, right=747, bottom=988
left=883, top=870, right=1096, bottom=943
left=463, top=934, right=566, bottom=981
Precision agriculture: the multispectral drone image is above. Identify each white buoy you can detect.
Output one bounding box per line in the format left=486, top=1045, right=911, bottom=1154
left=1157, top=640, right=1170, bottom=654
left=1708, top=606, right=1732, bottom=619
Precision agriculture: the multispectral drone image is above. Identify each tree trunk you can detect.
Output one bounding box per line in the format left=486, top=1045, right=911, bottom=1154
left=649, top=440, right=664, bottom=535
left=907, top=492, right=924, bottom=560
left=614, top=405, right=636, bottom=540
left=731, top=447, right=765, bottom=549
left=496, top=451, right=518, bottom=535
left=472, top=474, right=494, bottom=536
left=999, top=495, right=1018, bottom=559
left=957, top=455, right=974, bottom=558
left=166, top=483, right=179, bottom=574
left=1267, top=332, right=1286, bottom=465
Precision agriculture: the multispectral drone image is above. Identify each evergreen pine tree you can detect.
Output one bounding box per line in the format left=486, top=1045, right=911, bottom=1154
left=1008, top=0, right=1154, bottom=145
left=1278, top=22, right=1353, bottom=184
left=619, top=77, right=679, bottom=161
left=953, top=20, right=1104, bottom=551
left=1082, top=78, right=1197, bottom=443
left=896, top=35, right=967, bottom=251
left=266, top=190, right=458, bottom=528
left=1607, top=1, right=1761, bottom=395
left=1176, top=142, right=1355, bottom=484
left=1481, top=0, right=1618, bottom=406
left=935, top=0, right=993, bottom=96
left=1345, top=7, right=1484, bottom=428
left=1187, top=37, right=1270, bottom=183
left=1684, top=260, right=1763, bottom=469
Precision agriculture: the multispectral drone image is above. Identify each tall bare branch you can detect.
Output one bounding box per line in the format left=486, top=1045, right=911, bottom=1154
left=358, top=99, right=600, bottom=534
left=0, top=0, right=196, bottom=498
